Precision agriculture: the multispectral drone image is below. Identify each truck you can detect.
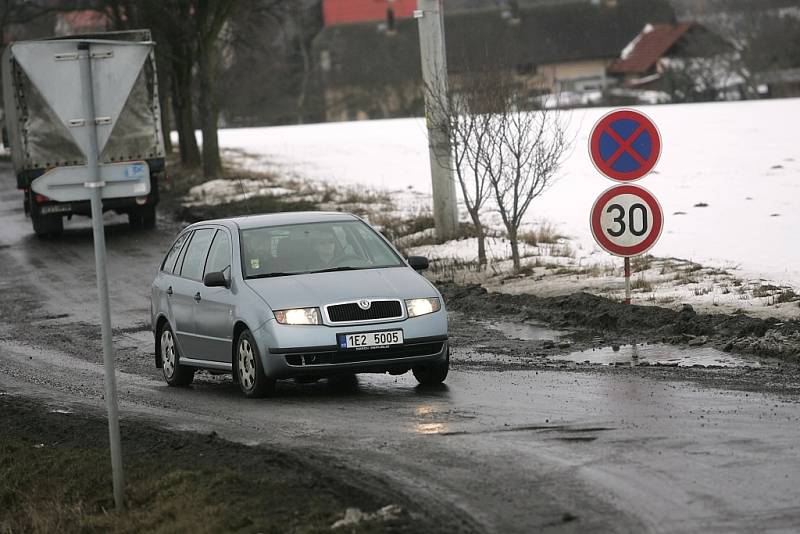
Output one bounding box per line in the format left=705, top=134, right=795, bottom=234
left=1, top=29, right=165, bottom=237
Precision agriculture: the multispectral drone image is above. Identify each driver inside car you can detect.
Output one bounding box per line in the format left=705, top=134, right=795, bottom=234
left=307, top=228, right=337, bottom=267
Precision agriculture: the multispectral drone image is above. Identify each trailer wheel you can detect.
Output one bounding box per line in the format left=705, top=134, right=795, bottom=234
left=141, top=204, right=156, bottom=229
left=32, top=212, right=64, bottom=238
left=129, top=205, right=156, bottom=230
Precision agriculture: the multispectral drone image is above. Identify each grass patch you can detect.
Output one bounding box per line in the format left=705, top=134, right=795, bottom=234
left=776, top=289, right=799, bottom=303
left=548, top=243, right=575, bottom=258
left=518, top=222, right=563, bottom=247
left=631, top=255, right=654, bottom=272
left=0, top=395, right=424, bottom=534
left=178, top=195, right=318, bottom=223
left=751, top=282, right=781, bottom=299
left=630, top=275, right=653, bottom=292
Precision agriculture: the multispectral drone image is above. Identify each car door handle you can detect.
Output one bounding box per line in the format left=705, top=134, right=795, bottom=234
left=194, top=292, right=202, bottom=302
left=166, top=286, right=173, bottom=296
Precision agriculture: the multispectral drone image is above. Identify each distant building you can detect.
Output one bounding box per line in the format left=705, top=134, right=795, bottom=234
left=756, top=68, right=800, bottom=99
left=54, top=10, right=111, bottom=36
left=608, top=22, right=733, bottom=100
left=323, top=0, right=417, bottom=26
left=314, top=0, right=676, bottom=121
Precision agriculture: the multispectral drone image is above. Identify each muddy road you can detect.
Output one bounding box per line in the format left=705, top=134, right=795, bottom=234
left=1, top=164, right=799, bottom=532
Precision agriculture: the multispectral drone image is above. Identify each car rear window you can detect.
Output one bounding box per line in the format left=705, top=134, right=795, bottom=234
left=204, top=230, right=231, bottom=277
left=161, top=232, right=190, bottom=273
left=180, top=228, right=215, bottom=281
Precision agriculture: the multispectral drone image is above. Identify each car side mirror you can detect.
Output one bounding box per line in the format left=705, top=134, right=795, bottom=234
left=407, top=256, right=429, bottom=271
left=204, top=270, right=229, bottom=288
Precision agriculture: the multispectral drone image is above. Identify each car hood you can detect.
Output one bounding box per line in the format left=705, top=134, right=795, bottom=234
left=244, top=267, right=438, bottom=310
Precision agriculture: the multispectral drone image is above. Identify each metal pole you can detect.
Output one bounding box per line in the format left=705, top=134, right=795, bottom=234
left=416, top=0, right=458, bottom=242
left=78, top=42, right=125, bottom=511
left=624, top=257, right=631, bottom=305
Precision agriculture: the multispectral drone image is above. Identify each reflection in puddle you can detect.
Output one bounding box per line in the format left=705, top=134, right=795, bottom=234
left=415, top=405, right=436, bottom=416
left=415, top=422, right=447, bottom=434
left=484, top=321, right=565, bottom=341
left=555, top=344, right=760, bottom=368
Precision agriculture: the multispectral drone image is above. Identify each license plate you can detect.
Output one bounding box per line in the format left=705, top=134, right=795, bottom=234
left=40, top=204, right=71, bottom=214
left=338, top=330, right=403, bottom=350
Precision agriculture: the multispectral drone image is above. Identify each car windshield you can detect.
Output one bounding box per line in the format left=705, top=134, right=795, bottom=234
left=240, top=220, right=404, bottom=279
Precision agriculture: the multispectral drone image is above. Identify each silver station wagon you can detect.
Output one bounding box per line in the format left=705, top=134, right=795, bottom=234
left=151, top=212, right=449, bottom=397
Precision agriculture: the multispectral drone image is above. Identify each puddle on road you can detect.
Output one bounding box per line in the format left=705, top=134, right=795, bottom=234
left=484, top=321, right=565, bottom=341
left=556, top=344, right=761, bottom=368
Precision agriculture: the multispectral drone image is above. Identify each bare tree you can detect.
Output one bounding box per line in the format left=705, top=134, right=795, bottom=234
left=482, top=92, right=570, bottom=272
left=194, top=0, right=237, bottom=179
left=105, top=0, right=256, bottom=176
left=424, top=67, right=505, bottom=267
left=658, top=26, right=740, bottom=103
left=700, top=6, right=800, bottom=99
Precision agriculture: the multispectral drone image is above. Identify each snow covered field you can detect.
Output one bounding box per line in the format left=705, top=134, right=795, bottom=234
left=216, top=98, right=800, bottom=290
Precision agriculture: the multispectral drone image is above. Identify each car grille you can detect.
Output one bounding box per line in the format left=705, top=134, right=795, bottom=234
left=326, top=300, right=403, bottom=323
left=285, top=341, right=445, bottom=367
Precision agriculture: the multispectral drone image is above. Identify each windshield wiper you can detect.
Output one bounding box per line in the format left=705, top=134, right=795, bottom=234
left=308, top=266, right=365, bottom=274
left=246, top=272, right=296, bottom=279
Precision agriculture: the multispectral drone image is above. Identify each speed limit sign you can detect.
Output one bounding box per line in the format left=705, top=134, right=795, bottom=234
left=590, top=184, right=663, bottom=257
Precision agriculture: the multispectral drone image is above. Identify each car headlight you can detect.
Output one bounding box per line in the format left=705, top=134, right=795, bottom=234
left=274, top=307, right=321, bottom=325
left=405, top=297, right=441, bottom=318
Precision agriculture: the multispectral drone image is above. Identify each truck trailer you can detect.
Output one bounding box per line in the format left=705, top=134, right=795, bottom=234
left=2, top=29, right=165, bottom=237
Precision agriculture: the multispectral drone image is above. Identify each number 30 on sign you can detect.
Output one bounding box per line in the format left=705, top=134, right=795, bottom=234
left=590, top=184, right=663, bottom=258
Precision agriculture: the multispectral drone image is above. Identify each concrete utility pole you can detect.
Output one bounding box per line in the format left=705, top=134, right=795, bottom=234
left=416, top=0, right=458, bottom=242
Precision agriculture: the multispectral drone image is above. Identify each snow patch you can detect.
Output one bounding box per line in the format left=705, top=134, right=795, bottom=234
left=183, top=178, right=294, bottom=207
left=620, top=23, right=654, bottom=60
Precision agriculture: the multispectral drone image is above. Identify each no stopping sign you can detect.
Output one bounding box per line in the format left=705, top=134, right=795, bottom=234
left=589, top=109, right=661, bottom=182
left=590, top=184, right=663, bottom=257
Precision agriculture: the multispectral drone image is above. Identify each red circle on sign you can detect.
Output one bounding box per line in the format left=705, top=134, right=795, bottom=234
left=590, top=184, right=663, bottom=257
left=589, top=109, right=661, bottom=182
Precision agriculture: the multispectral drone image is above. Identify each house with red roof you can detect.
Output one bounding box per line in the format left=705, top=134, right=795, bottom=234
left=608, top=22, right=734, bottom=100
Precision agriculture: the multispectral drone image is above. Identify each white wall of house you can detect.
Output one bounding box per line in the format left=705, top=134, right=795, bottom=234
left=538, top=59, right=611, bottom=92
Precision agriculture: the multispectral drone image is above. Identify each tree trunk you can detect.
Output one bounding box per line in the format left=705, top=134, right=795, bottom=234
left=197, top=43, right=221, bottom=179
left=470, top=210, right=486, bottom=268
left=509, top=228, right=521, bottom=272
left=171, top=50, right=200, bottom=167
left=156, top=55, right=173, bottom=153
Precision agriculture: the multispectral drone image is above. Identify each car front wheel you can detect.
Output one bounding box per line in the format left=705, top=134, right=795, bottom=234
left=159, top=323, right=194, bottom=387
left=235, top=329, right=275, bottom=398
left=412, top=347, right=449, bottom=386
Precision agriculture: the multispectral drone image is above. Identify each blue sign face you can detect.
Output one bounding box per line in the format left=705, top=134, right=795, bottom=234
left=599, top=119, right=653, bottom=173
left=590, top=109, right=661, bottom=181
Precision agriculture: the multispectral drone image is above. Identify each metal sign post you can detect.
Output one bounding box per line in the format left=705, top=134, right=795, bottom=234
left=416, top=0, right=458, bottom=242
left=77, top=41, right=125, bottom=511
left=624, top=257, right=631, bottom=305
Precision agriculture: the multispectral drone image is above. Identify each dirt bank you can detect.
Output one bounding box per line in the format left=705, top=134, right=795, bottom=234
left=439, top=282, right=800, bottom=363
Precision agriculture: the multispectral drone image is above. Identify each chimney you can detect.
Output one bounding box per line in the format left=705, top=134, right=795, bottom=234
left=386, top=6, right=397, bottom=34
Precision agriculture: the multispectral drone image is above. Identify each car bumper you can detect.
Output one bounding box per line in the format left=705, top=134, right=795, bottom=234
left=254, top=311, right=448, bottom=379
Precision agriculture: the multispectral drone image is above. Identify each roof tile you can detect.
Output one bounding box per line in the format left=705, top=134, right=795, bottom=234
left=610, top=22, right=693, bottom=74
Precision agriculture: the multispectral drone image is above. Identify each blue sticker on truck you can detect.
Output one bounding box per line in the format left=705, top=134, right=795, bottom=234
left=124, top=163, right=146, bottom=179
